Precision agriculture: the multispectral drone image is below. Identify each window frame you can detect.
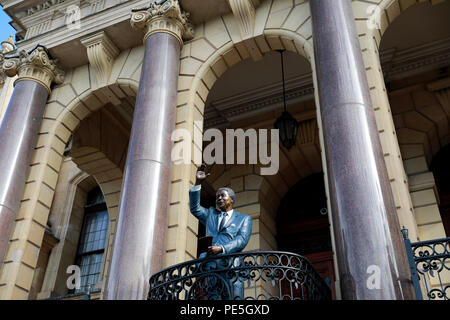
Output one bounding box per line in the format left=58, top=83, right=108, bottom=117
left=70, top=200, right=109, bottom=294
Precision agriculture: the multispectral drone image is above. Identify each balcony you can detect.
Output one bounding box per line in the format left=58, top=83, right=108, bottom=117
left=402, top=229, right=450, bottom=300
left=148, top=251, right=331, bottom=300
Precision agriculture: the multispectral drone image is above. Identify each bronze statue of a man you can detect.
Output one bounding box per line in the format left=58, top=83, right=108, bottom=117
left=189, top=164, right=252, bottom=257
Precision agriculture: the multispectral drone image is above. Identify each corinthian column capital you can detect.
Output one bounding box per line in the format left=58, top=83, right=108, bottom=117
left=1, top=45, right=64, bottom=94
left=131, top=0, right=194, bottom=46
left=0, top=36, right=15, bottom=86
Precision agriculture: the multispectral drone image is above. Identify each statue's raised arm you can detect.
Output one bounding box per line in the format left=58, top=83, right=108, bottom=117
left=189, top=164, right=252, bottom=256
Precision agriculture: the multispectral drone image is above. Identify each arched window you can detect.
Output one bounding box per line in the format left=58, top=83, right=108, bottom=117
left=72, top=186, right=109, bottom=294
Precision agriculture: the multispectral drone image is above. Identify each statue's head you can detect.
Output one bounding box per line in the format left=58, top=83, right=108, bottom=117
left=216, top=187, right=235, bottom=212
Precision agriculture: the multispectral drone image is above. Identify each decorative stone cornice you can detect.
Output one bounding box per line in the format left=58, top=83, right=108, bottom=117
left=381, top=36, right=450, bottom=82
left=81, top=31, right=119, bottom=87
left=24, top=0, right=67, bottom=17
left=297, top=118, right=316, bottom=146
left=1, top=45, right=64, bottom=94
left=131, top=0, right=194, bottom=46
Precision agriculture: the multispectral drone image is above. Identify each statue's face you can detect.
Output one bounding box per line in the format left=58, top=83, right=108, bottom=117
left=216, top=190, right=232, bottom=212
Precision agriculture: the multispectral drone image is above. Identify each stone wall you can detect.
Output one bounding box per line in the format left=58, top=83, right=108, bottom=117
left=0, top=45, right=141, bottom=299
left=390, top=71, right=450, bottom=240
left=0, top=0, right=448, bottom=299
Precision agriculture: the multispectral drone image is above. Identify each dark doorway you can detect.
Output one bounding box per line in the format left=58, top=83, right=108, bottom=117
left=431, top=144, right=450, bottom=237
left=276, top=173, right=336, bottom=299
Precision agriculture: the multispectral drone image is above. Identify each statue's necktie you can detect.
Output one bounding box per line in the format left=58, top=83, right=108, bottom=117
left=218, top=212, right=227, bottom=231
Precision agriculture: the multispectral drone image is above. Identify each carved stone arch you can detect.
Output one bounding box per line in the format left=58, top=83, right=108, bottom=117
left=45, top=75, right=139, bottom=230
left=0, top=42, right=142, bottom=298
left=48, top=81, right=140, bottom=299
left=351, top=0, right=449, bottom=46
left=380, top=0, right=449, bottom=39
left=199, top=106, right=322, bottom=253
left=166, top=0, right=319, bottom=266
left=177, top=31, right=313, bottom=171
left=348, top=0, right=447, bottom=243
left=366, top=0, right=450, bottom=241
left=396, top=106, right=449, bottom=166
left=203, top=141, right=324, bottom=254
left=36, top=164, right=120, bottom=299
left=188, top=29, right=313, bottom=115
left=392, top=78, right=450, bottom=241
left=37, top=171, right=97, bottom=299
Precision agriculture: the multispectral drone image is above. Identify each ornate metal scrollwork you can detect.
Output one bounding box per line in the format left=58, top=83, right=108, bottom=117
left=411, top=237, right=450, bottom=300
left=148, top=251, right=331, bottom=300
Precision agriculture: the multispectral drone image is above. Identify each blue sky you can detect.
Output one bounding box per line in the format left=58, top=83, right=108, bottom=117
left=0, top=7, right=16, bottom=44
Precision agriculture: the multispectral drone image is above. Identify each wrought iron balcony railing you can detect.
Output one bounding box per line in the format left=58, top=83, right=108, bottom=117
left=402, top=229, right=450, bottom=300
left=148, top=251, right=331, bottom=300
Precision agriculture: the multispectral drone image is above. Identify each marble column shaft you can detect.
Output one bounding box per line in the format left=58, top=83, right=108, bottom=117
left=310, top=0, right=415, bottom=299
left=0, top=45, right=62, bottom=269
left=104, top=32, right=180, bottom=300
left=0, top=80, right=49, bottom=265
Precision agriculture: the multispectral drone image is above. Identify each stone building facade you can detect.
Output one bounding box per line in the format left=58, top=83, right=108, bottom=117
left=0, top=0, right=449, bottom=300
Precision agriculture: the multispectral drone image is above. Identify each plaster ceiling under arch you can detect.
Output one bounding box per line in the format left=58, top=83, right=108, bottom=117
left=204, top=50, right=313, bottom=129
left=380, top=1, right=450, bottom=82
left=380, top=0, right=450, bottom=52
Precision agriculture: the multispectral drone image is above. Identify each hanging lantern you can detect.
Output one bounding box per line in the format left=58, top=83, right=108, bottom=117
left=275, top=111, right=299, bottom=149
left=274, top=50, right=298, bottom=150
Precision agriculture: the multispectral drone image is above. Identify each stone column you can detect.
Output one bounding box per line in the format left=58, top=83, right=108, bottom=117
left=0, top=46, right=64, bottom=265
left=104, top=0, right=193, bottom=300
left=309, top=0, right=415, bottom=299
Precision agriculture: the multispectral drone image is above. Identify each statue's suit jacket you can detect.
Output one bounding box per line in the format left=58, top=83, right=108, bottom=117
left=189, top=188, right=252, bottom=254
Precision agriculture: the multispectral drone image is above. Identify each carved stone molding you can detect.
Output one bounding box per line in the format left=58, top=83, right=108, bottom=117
left=381, top=36, right=450, bottom=82
left=228, top=0, right=255, bottom=40
left=204, top=73, right=314, bottom=129
left=297, top=118, right=317, bottom=146
left=23, top=0, right=67, bottom=17
left=81, top=31, right=119, bottom=87
left=131, top=0, right=194, bottom=46
left=1, top=45, right=64, bottom=93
